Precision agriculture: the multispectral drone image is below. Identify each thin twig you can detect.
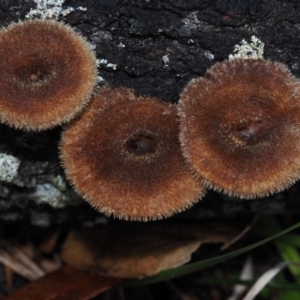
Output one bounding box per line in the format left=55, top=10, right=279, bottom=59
left=221, top=213, right=260, bottom=251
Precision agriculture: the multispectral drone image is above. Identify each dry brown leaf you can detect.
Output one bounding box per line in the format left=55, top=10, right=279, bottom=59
left=61, top=222, right=238, bottom=279
left=18, top=242, right=62, bottom=275
left=38, top=255, right=61, bottom=274
left=0, top=243, right=45, bottom=281
left=4, top=266, right=13, bottom=295
left=39, top=231, right=61, bottom=254
left=4, top=265, right=121, bottom=300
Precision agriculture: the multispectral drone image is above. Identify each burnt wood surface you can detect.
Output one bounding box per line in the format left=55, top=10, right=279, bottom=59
left=0, top=0, right=299, bottom=226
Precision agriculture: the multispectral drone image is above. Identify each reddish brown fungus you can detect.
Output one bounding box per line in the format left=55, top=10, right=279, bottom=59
left=60, top=87, right=205, bottom=221
left=0, top=20, right=97, bottom=130
left=179, top=58, right=300, bottom=198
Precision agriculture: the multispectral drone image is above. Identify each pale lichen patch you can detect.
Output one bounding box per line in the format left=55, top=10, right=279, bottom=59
left=228, top=36, right=265, bottom=61
left=179, top=12, right=200, bottom=37
left=25, top=0, right=87, bottom=20
left=30, top=183, right=81, bottom=208
left=162, top=54, right=169, bottom=67
left=97, top=59, right=118, bottom=70
left=0, top=153, right=20, bottom=182
left=51, top=175, right=67, bottom=191
left=204, top=51, right=215, bottom=60
left=31, top=183, right=65, bottom=208
left=98, top=76, right=106, bottom=84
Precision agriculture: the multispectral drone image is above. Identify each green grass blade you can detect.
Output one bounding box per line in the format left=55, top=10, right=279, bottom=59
left=277, top=233, right=300, bottom=247
left=124, top=221, right=300, bottom=286
left=193, top=277, right=300, bottom=290
left=260, top=217, right=300, bottom=281
left=278, top=290, right=300, bottom=300
left=274, top=240, right=300, bottom=280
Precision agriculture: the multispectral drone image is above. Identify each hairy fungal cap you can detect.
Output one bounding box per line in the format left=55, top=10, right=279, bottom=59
left=126, top=134, right=157, bottom=155
left=0, top=20, right=97, bottom=130
left=179, top=59, right=300, bottom=198
left=60, top=87, right=205, bottom=221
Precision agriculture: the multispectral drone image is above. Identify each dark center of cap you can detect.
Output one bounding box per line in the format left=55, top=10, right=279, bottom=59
left=28, top=69, right=44, bottom=82
left=17, top=59, right=51, bottom=86
left=235, top=126, right=257, bottom=142
left=126, top=134, right=157, bottom=155
left=231, top=119, right=269, bottom=146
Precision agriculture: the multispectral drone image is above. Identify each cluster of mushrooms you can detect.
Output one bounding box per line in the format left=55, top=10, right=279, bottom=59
left=1, top=19, right=300, bottom=221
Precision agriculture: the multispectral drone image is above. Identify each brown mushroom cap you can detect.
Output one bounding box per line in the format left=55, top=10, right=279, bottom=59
left=179, top=59, right=300, bottom=198
left=60, top=87, right=205, bottom=221
left=0, top=20, right=97, bottom=130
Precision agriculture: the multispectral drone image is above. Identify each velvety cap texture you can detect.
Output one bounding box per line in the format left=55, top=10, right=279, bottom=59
left=60, top=87, right=205, bottom=220
left=0, top=20, right=98, bottom=130
left=179, top=59, right=300, bottom=198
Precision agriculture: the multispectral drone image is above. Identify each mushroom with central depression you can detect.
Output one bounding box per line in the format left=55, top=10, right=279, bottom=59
left=60, top=87, right=205, bottom=220
left=179, top=59, right=300, bottom=198
left=0, top=20, right=97, bottom=130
